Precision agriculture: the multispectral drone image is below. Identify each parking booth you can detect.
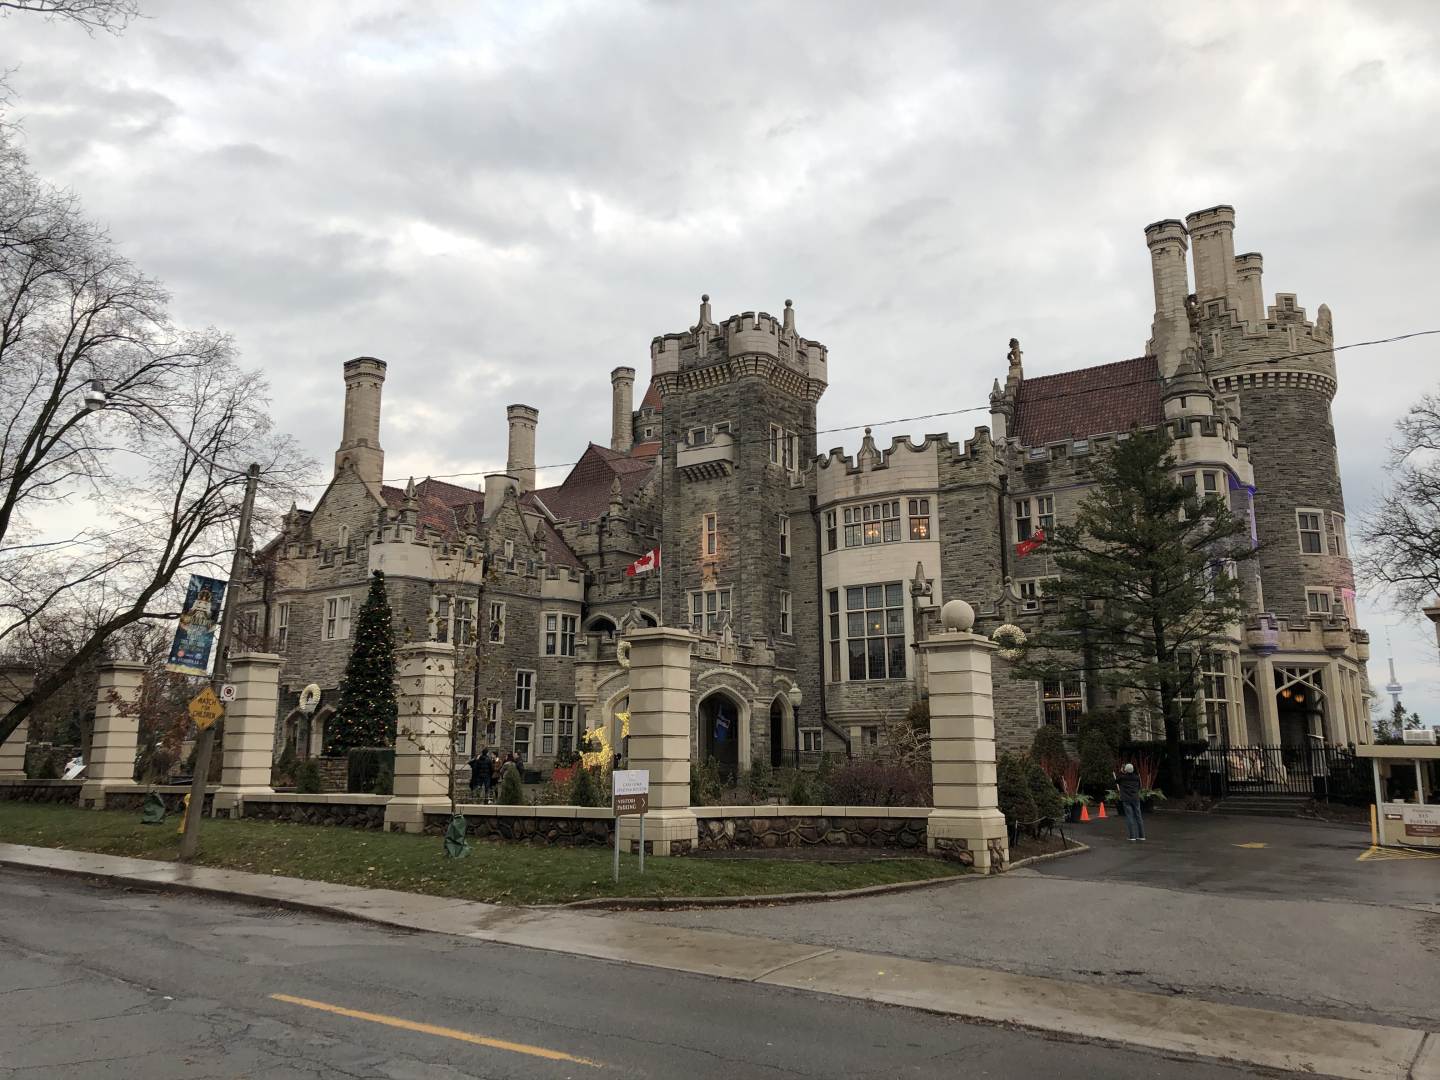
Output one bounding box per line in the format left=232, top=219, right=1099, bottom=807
left=1358, top=744, right=1440, bottom=850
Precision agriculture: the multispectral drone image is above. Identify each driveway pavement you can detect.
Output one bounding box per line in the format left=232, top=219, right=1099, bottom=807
left=627, top=812, right=1440, bottom=1028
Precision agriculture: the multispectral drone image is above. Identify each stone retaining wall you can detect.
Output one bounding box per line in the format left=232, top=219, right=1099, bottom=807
left=102, top=787, right=214, bottom=815
left=695, top=812, right=929, bottom=851
left=0, top=779, right=82, bottom=804
left=422, top=810, right=614, bottom=847
left=316, top=757, right=349, bottom=793
left=239, top=797, right=386, bottom=829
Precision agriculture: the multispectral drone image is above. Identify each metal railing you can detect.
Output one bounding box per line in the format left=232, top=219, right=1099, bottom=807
left=1195, top=744, right=1358, bottom=800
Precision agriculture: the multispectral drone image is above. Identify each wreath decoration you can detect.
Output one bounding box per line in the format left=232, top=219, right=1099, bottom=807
left=298, top=683, right=323, bottom=715
left=990, top=624, right=1027, bottom=662
left=615, top=639, right=632, bottom=669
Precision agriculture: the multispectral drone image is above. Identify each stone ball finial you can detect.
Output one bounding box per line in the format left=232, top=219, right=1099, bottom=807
left=941, top=599, right=975, bottom=632
left=701, top=293, right=710, bottom=302
left=785, top=298, right=793, bottom=308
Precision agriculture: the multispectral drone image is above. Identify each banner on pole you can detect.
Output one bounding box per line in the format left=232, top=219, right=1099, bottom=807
left=165, top=574, right=227, bottom=676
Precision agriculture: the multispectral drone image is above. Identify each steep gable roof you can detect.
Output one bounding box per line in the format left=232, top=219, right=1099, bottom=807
left=527, top=442, right=654, bottom=523
left=380, top=484, right=482, bottom=540
left=1012, top=356, right=1163, bottom=446
left=639, top=382, right=662, bottom=411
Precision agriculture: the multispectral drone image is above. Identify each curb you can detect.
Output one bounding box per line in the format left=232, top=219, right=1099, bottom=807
left=1006, top=840, right=1088, bottom=871
left=551, top=868, right=978, bottom=910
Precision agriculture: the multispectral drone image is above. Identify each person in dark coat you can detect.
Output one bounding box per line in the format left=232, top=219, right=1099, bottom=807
left=1116, top=762, right=1145, bottom=841
left=477, top=749, right=496, bottom=803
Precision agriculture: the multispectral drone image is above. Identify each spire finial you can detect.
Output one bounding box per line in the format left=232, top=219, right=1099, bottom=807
left=404, top=476, right=416, bottom=502
left=782, top=298, right=795, bottom=334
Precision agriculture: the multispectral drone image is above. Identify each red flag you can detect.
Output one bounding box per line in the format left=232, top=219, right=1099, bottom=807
left=1015, top=529, right=1046, bottom=558
left=625, top=547, right=661, bottom=576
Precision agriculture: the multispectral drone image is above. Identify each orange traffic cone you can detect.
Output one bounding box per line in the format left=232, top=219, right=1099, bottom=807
left=1079, top=803, right=1091, bottom=823
left=1098, top=800, right=1108, bottom=819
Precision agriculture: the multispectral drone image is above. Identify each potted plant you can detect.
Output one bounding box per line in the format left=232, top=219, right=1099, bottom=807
left=1058, top=759, right=1092, bottom=822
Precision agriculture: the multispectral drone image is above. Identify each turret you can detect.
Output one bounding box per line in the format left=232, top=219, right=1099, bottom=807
left=506, top=404, right=538, bottom=493
left=1145, top=220, right=1191, bottom=378
left=1185, top=205, right=1239, bottom=306
left=1235, top=252, right=1264, bottom=329
left=335, top=356, right=386, bottom=492
left=610, top=366, right=635, bottom=453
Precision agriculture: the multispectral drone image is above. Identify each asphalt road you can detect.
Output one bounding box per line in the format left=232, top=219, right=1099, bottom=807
left=0, top=869, right=1286, bottom=1080
left=632, top=813, right=1440, bottom=1029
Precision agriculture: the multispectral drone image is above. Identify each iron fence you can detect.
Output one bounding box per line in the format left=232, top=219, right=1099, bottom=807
left=1194, top=744, right=1367, bottom=802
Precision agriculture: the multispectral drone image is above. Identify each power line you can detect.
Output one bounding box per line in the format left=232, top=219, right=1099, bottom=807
left=294, top=327, right=1440, bottom=492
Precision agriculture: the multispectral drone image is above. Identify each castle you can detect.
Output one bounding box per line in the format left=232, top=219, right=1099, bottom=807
left=236, top=205, right=1373, bottom=772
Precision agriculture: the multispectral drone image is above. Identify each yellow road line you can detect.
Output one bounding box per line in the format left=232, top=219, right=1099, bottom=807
left=270, top=993, right=602, bottom=1068
left=1356, top=845, right=1440, bottom=861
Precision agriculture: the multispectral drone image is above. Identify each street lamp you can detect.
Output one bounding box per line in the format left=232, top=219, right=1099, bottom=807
left=84, top=380, right=261, bottom=861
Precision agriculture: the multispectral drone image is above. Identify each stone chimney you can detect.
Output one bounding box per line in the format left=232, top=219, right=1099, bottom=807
left=1235, top=252, right=1265, bottom=328
left=1145, top=219, right=1190, bottom=379
left=506, top=404, right=538, bottom=493
left=1185, top=205, right=1239, bottom=305
left=483, top=472, right=518, bottom=520
left=335, top=356, right=386, bottom=493
left=610, top=366, right=635, bottom=453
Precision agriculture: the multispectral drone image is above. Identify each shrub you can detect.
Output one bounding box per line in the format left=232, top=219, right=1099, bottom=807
left=745, top=758, right=773, bottom=801
left=371, top=763, right=394, bottom=796
left=690, top=759, right=724, bottom=806
left=569, top=765, right=604, bottom=807
left=788, top=771, right=816, bottom=806
left=347, top=747, right=394, bottom=794
left=821, top=760, right=932, bottom=807
left=1080, top=709, right=1128, bottom=752
left=1031, top=724, right=1069, bottom=778
left=497, top=763, right=525, bottom=805
left=294, top=759, right=322, bottom=794
left=1026, top=759, right=1065, bottom=820
left=31, top=748, right=60, bottom=780
left=1078, top=727, right=1116, bottom=796
left=272, top=744, right=298, bottom=787
left=996, top=752, right=1036, bottom=826
left=904, top=697, right=930, bottom=731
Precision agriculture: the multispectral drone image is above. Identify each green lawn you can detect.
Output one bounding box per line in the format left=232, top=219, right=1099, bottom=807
left=0, top=803, right=961, bottom=905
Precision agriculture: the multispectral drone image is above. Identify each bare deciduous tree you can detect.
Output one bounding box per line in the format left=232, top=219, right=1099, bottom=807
left=0, top=0, right=140, bottom=34
left=0, top=120, right=311, bottom=743
left=1359, top=390, right=1440, bottom=611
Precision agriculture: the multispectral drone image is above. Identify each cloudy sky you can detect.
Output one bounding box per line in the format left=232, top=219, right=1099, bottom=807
left=5, top=0, right=1439, bottom=717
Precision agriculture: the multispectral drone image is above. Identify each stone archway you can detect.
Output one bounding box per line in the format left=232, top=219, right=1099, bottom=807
left=698, top=688, right=745, bottom=777
left=587, top=615, right=618, bottom=637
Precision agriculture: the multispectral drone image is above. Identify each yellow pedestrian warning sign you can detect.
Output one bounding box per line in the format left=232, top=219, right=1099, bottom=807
left=188, top=687, right=224, bottom=730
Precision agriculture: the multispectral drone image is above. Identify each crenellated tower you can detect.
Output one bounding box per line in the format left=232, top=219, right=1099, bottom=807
left=649, top=295, right=827, bottom=684
left=334, top=356, right=386, bottom=494
left=1145, top=205, right=1354, bottom=626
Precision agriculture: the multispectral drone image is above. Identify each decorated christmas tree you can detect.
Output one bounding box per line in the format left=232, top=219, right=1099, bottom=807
left=325, top=570, right=398, bottom=754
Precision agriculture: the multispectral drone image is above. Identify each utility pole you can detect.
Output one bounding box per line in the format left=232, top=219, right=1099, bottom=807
left=178, top=463, right=260, bottom=862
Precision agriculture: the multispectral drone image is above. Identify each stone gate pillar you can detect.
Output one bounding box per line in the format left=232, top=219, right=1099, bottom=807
left=213, top=652, right=283, bottom=817
left=1253, top=656, right=1283, bottom=745
left=0, top=665, right=35, bottom=778
left=619, top=626, right=697, bottom=857
left=384, top=642, right=455, bottom=834
left=79, top=660, right=146, bottom=809
left=918, top=600, right=1008, bottom=873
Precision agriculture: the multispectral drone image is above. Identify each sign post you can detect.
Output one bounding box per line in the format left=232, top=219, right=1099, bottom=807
left=611, top=769, right=651, bottom=883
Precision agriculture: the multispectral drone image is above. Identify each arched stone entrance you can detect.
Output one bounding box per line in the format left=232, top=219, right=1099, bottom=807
left=699, top=690, right=742, bottom=776
left=587, top=615, right=618, bottom=637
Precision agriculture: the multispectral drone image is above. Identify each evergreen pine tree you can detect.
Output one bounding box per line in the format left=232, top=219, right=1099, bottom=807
left=325, top=570, right=398, bottom=754
left=1011, top=428, right=1256, bottom=794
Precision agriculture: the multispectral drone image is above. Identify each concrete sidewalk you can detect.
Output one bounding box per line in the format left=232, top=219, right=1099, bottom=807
left=1, top=841, right=1435, bottom=1080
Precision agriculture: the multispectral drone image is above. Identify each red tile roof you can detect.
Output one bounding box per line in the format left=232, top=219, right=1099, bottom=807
left=639, top=383, right=662, bottom=411
left=526, top=443, right=654, bottom=523
left=1012, top=356, right=1162, bottom=446
left=629, top=440, right=660, bottom=460
left=413, top=477, right=484, bottom=507
left=380, top=485, right=481, bottom=540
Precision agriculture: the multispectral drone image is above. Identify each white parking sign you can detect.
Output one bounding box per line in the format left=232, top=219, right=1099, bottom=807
left=219, top=683, right=237, bottom=703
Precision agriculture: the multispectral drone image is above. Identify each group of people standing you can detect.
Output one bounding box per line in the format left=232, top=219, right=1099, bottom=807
left=465, top=748, right=520, bottom=803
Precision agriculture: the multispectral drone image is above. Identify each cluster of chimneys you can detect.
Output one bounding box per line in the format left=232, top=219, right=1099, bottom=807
left=1145, top=204, right=1264, bottom=375
left=335, top=356, right=642, bottom=518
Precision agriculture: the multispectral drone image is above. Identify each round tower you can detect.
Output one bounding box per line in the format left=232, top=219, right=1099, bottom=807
left=1188, top=207, right=1353, bottom=625
left=335, top=356, right=386, bottom=491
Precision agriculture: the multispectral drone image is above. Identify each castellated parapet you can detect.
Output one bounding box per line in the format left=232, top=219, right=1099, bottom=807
left=650, top=296, right=828, bottom=400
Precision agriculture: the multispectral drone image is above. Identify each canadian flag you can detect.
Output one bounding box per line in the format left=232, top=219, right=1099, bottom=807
left=1015, top=529, right=1046, bottom=558
left=625, top=547, right=661, bottom=576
